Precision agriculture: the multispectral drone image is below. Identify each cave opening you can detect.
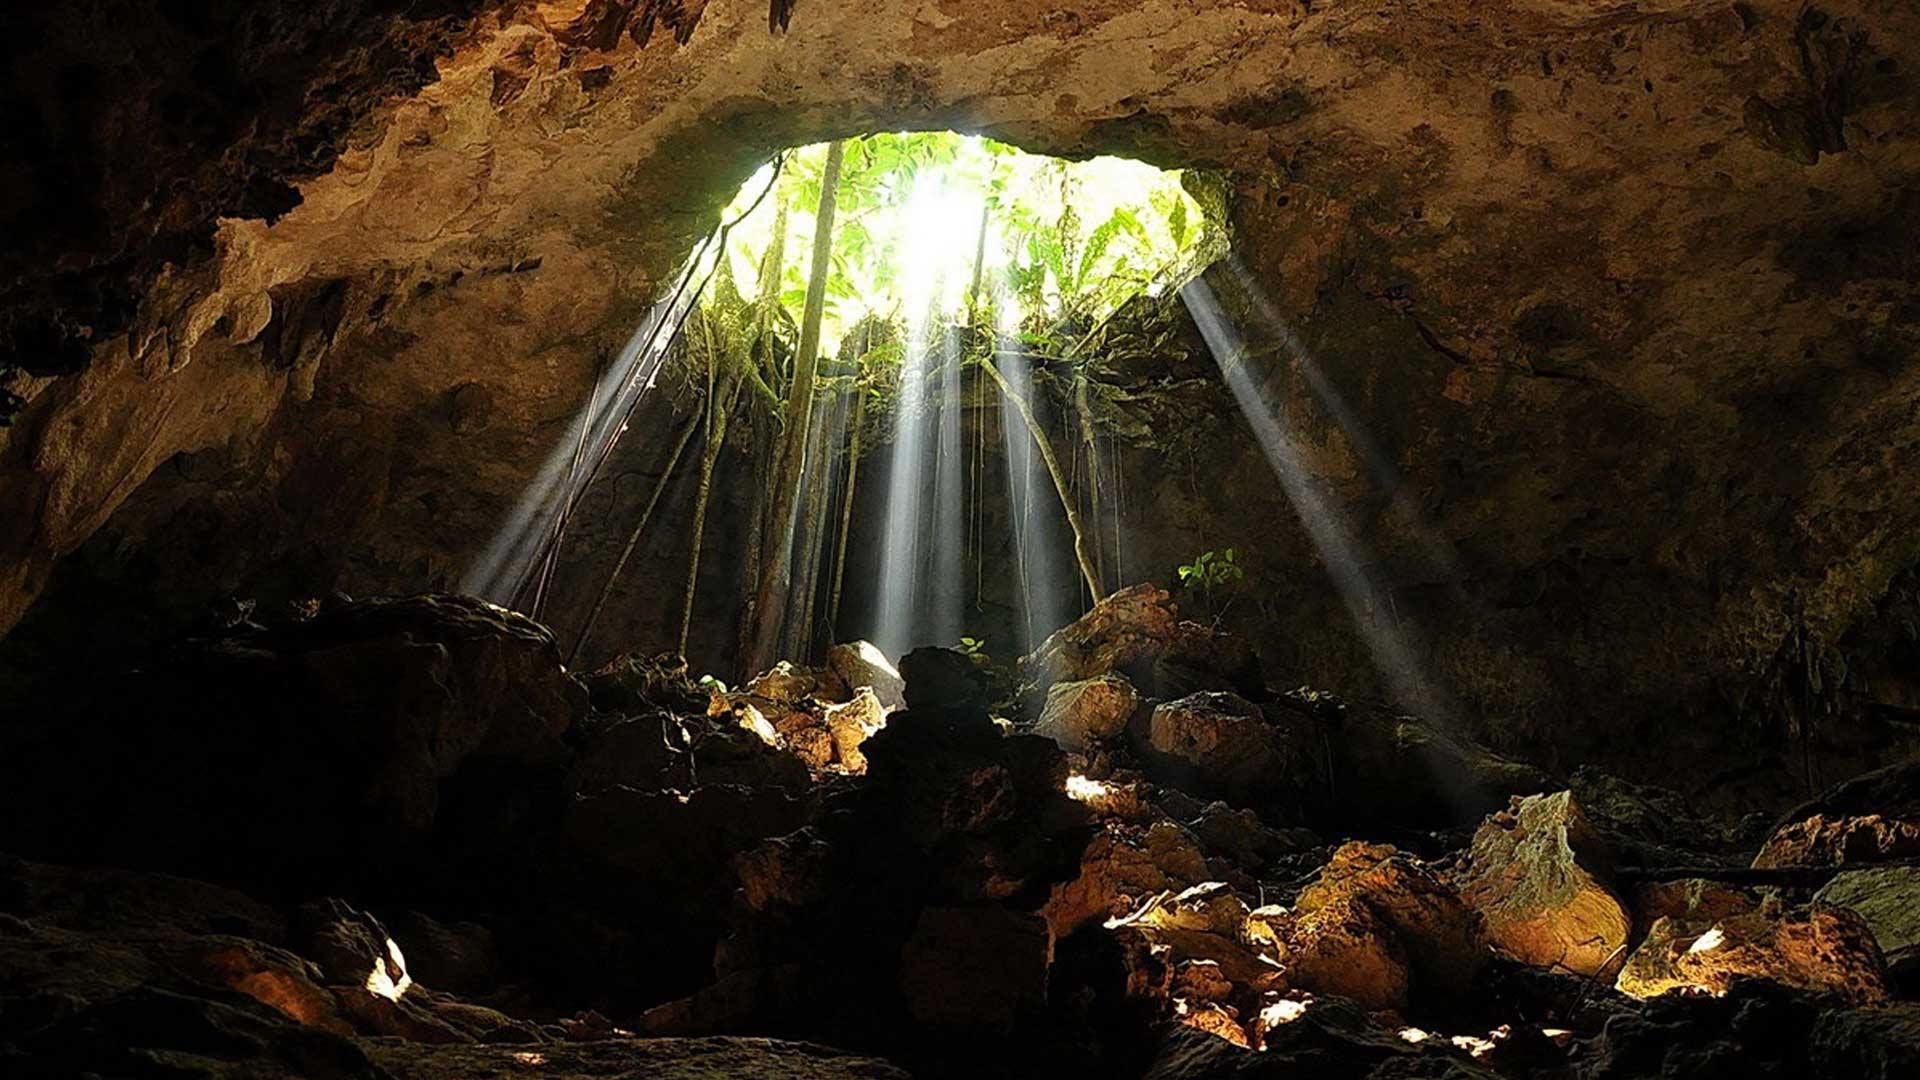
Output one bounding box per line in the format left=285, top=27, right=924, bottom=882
left=466, top=131, right=1233, bottom=689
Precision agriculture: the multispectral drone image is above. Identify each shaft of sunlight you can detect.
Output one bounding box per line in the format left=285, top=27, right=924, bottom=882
left=1179, top=277, right=1450, bottom=721
left=460, top=242, right=713, bottom=605
left=995, top=294, right=1069, bottom=652
left=1219, top=255, right=1461, bottom=582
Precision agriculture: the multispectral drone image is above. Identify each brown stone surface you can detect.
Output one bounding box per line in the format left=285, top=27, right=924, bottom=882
left=1752, top=813, right=1920, bottom=869
left=1616, top=904, right=1891, bottom=1005
left=1023, top=583, right=1181, bottom=687
left=1034, top=672, right=1140, bottom=752
left=1454, top=792, right=1630, bottom=976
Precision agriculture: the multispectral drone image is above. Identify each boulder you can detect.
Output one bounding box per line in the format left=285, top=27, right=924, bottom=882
left=1453, top=791, right=1629, bottom=976
left=1023, top=582, right=1180, bottom=687
left=1145, top=692, right=1304, bottom=803
left=823, top=688, right=887, bottom=773
left=1036, top=818, right=1212, bottom=940
left=1292, top=842, right=1485, bottom=1003
left=1033, top=673, right=1139, bottom=751
left=1815, top=866, right=1920, bottom=984
left=1273, top=894, right=1409, bottom=1011
left=826, top=640, right=905, bottom=711
left=899, top=646, right=991, bottom=711
left=1616, top=904, right=1890, bottom=1005
left=1752, top=813, right=1920, bottom=869
left=1142, top=996, right=1504, bottom=1079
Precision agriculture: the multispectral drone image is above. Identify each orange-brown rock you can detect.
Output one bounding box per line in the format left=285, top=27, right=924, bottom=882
left=1454, top=791, right=1629, bottom=977
left=1293, top=842, right=1485, bottom=1002
left=1145, top=692, right=1303, bottom=803
left=1616, top=904, right=1890, bottom=1005
left=1043, top=821, right=1210, bottom=938
left=1752, top=813, right=1920, bottom=869
left=1023, top=583, right=1179, bottom=687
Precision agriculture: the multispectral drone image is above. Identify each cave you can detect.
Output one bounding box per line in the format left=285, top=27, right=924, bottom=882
left=3, top=2, right=1919, bottom=1078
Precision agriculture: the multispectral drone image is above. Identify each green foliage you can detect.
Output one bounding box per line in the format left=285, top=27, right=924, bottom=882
left=956, top=635, right=987, bottom=657
left=1177, top=548, right=1244, bottom=592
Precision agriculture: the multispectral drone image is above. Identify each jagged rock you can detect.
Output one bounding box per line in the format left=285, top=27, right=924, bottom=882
left=1145, top=692, right=1305, bottom=803
left=1109, top=883, right=1285, bottom=1018
left=1292, top=842, right=1485, bottom=1005
left=294, top=899, right=411, bottom=996
left=1023, top=583, right=1180, bottom=687
left=1815, top=866, right=1920, bottom=984
left=1328, top=703, right=1552, bottom=829
left=1034, top=673, right=1140, bottom=751
left=823, top=688, right=887, bottom=774
left=1454, top=791, right=1629, bottom=976
left=1616, top=903, right=1890, bottom=1004
left=899, top=646, right=992, bottom=711
left=897, top=906, right=1052, bottom=1033
left=826, top=640, right=905, bottom=712
left=1044, top=822, right=1211, bottom=937
left=1752, top=813, right=1920, bottom=869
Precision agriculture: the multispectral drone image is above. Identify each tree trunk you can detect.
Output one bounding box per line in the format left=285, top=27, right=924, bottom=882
left=567, top=413, right=701, bottom=667
left=678, top=321, right=742, bottom=656
left=979, top=357, right=1103, bottom=603
left=788, top=390, right=837, bottom=659
left=745, top=139, right=845, bottom=674
left=826, top=387, right=866, bottom=637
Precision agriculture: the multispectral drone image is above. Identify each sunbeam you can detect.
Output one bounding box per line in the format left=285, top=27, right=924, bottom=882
left=1179, top=276, right=1451, bottom=722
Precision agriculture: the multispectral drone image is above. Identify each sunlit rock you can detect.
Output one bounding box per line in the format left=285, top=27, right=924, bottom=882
left=1454, top=791, right=1629, bottom=977
left=1022, top=582, right=1179, bottom=687
left=827, top=640, right=905, bottom=712
left=823, top=687, right=887, bottom=773
left=1293, top=842, right=1485, bottom=1003
left=1616, top=904, right=1890, bottom=1004
left=1044, top=821, right=1211, bottom=937
left=1034, top=672, right=1140, bottom=751
left=1630, top=877, right=1762, bottom=939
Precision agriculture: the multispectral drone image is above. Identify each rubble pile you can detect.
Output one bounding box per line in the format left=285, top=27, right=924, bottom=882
left=2, top=585, right=1918, bottom=1077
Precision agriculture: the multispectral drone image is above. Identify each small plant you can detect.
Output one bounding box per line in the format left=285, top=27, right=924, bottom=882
left=1177, top=548, right=1245, bottom=621
left=956, top=635, right=988, bottom=658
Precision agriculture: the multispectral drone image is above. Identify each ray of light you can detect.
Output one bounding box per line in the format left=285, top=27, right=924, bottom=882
left=1179, top=276, right=1450, bottom=721
left=1218, top=255, right=1462, bottom=583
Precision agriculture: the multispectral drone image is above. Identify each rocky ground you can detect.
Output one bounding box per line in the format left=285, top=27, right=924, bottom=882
left=2, top=584, right=1918, bottom=1078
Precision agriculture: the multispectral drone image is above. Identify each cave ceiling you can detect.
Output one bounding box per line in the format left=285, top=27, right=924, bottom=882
left=1, top=0, right=1916, bottom=769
